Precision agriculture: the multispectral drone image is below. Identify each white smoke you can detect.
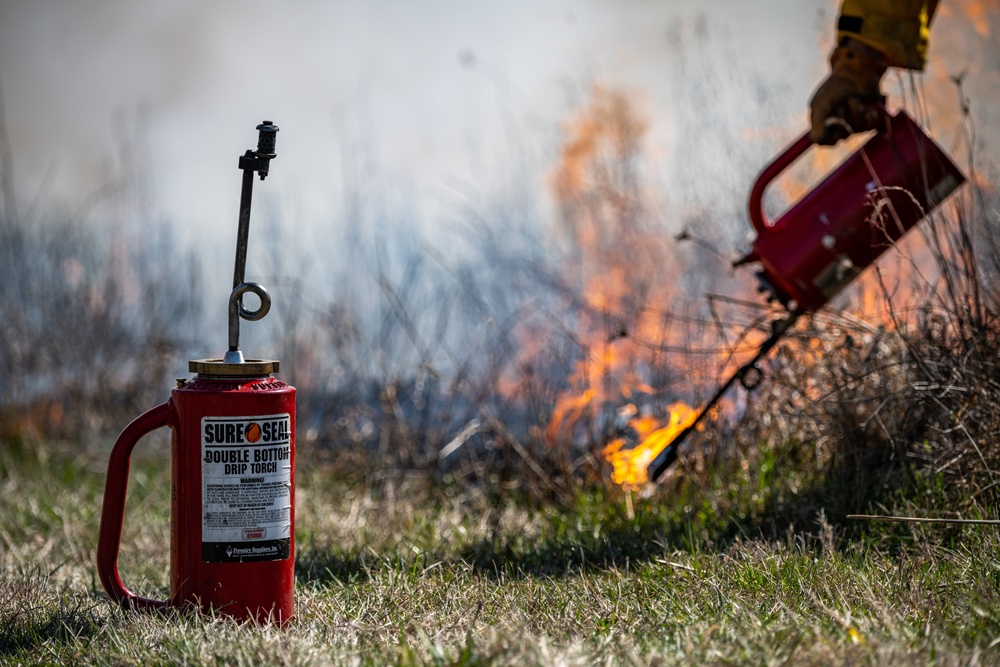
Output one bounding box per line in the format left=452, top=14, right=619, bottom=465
left=0, top=0, right=995, bottom=362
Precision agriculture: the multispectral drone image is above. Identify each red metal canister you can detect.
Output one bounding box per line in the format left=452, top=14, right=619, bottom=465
left=741, top=109, right=965, bottom=312
left=97, top=359, right=296, bottom=624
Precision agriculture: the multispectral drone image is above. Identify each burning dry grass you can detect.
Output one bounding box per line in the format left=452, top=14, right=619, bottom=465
left=603, top=401, right=700, bottom=487
left=0, top=66, right=995, bottom=528
left=2, top=83, right=997, bottom=532
left=1, top=36, right=999, bottom=640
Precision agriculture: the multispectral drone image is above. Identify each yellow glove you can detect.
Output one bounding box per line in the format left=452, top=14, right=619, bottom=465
left=809, top=39, right=888, bottom=145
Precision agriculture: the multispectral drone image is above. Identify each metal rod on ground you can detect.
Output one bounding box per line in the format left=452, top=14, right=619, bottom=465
left=647, top=311, right=799, bottom=483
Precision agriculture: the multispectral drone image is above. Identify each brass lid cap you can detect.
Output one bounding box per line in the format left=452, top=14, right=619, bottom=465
left=188, top=358, right=279, bottom=377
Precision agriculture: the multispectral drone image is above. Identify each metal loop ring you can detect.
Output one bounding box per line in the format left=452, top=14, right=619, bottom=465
left=232, top=282, right=271, bottom=321
left=227, top=282, right=270, bottom=357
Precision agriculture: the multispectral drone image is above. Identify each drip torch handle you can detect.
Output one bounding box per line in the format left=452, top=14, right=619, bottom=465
left=97, top=402, right=172, bottom=612
left=748, top=106, right=889, bottom=238
left=748, top=132, right=814, bottom=237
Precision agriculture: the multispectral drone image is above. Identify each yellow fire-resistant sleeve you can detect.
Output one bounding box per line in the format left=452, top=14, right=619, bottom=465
left=837, top=0, right=938, bottom=70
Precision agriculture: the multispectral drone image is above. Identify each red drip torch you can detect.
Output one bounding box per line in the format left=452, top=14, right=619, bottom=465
left=737, top=109, right=965, bottom=313
left=648, top=109, right=965, bottom=483
left=97, top=121, right=297, bottom=624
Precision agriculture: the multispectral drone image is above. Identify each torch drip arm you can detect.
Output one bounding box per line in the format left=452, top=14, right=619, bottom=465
left=233, top=168, right=255, bottom=292
left=232, top=121, right=279, bottom=310
left=223, top=121, right=279, bottom=363
left=648, top=311, right=799, bottom=483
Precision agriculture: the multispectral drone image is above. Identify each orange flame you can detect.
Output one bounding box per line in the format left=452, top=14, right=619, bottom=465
left=602, top=401, right=699, bottom=487
left=545, top=388, right=595, bottom=444
left=542, top=85, right=766, bottom=486
left=544, top=86, right=693, bottom=448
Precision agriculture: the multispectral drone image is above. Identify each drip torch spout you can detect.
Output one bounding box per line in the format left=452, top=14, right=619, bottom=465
left=233, top=121, right=279, bottom=293
left=223, top=121, right=279, bottom=364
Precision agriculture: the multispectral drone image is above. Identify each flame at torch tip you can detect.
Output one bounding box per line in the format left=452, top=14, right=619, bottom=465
left=602, top=401, right=700, bottom=488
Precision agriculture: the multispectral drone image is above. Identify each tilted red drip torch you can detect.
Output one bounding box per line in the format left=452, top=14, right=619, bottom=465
left=647, top=108, right=965, bottom=483
left=97, top=121, right=298, bottom=624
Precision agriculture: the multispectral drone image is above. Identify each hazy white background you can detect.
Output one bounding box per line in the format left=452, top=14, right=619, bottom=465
left=0, top=1, right=995, bottom=312
left=0, top=2, right=837, bottom=230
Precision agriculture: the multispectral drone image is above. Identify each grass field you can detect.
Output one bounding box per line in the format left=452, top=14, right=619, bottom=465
left=2, top=437, right=999, bottom=666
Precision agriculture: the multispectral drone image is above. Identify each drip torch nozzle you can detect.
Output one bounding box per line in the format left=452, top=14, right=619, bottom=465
left=238, top=120, right=279, bottom=180
left=255, top=121, right=278, bottom=178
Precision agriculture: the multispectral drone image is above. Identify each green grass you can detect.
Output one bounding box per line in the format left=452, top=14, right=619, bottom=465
left=1, top=439, right=999, bottom=666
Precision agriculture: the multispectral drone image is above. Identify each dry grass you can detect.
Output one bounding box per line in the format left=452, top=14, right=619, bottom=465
left=2, top=439, right=999, bottom=665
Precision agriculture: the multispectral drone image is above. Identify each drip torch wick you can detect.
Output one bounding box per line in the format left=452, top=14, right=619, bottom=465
left=225, top=121, right=278, bottom=363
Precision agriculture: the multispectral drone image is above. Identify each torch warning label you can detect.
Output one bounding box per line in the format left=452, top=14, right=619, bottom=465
left=201, top=413, right=291, bottom=563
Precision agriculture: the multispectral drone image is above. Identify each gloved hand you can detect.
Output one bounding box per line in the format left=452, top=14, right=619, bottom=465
left=809, top=38, right=888, bottom=145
